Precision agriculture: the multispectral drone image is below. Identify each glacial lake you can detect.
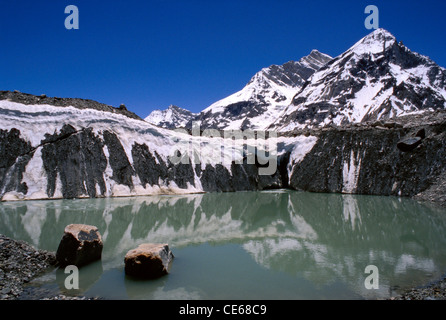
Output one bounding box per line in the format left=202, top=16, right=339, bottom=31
left=1, top=190, right=446, bottom=300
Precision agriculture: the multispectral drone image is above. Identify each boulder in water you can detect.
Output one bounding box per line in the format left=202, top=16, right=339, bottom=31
left=56, top=224, right=103, bottom=267
left=124, top=243, right=173, bottom=279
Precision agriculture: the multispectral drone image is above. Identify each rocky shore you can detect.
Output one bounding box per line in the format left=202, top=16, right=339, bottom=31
left=0, top=234, right=98, bottom=300
left=0, top=234, right=56, bottom=300
left=390, top=276, right=446, bottom=300
left=1, top=232, right=445, bottom=300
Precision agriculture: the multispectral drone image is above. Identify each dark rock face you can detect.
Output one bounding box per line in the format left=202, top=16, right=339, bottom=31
left=131, top=141, right=285, bottom=193
left=168, top=161, right=196, bottom=189
left=289, top=120, right=446, bottom=199
left=230, top=162, right=258, bottom=192
left=131, top=142, right=197, bottom=189
left=103, top=131, right=134, bottom=189
left=196, top=157, right=284, bottom=193
left=56, top=224, right=103, bottom=268
left=199, top=164, right=234, bottom=192
left=41, top=125, right=107, bottom=199
left=0, top=128, right=33, bottom=196
left=131, top=143, right=168, bottom=187
left=1, top=115, right=445, bottom=206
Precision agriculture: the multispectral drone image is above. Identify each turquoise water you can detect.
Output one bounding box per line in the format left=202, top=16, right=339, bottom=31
left=1, top=190, right=446, bottom=300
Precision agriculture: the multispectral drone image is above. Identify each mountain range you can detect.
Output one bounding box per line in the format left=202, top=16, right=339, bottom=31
left=1, top=28, right=446, bottom=204
left=145, top=29, right=446, bottom=132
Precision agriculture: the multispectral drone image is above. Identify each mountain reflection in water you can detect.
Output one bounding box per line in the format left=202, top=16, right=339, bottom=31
left=1, top=190, right=446, bottom=299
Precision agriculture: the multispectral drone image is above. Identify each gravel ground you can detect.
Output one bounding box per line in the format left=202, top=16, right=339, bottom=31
left=0, top=234, right=98, bottom=300
left=389, top=276, right=446, bottom=300
left=0, top=234, right=57, bottom=300
left=1, top=233, right=446, bottom=300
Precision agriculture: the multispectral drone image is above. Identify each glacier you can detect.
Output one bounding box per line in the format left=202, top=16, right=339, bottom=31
left=0, top=98, right=317, bottom=201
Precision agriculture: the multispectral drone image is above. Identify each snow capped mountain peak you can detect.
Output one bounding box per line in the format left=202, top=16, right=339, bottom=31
left=270, top=29, right=446, bottom=132
left=144, top=29, right=445, bottom=133
left=348, top=28, right=397, bottom=56
left=362, top=28, right=396, bottom=44
left=195, top=50, right=332, bottom=130
left=301, top=50, right=333, bottom=69
left=145, top=104, right=197, bottom=129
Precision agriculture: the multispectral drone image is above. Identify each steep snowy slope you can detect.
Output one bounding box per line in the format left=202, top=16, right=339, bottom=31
left=147, top=29, right=446, bottom=133
left=191, top=50, right=332, bottom=130
left=270, top=29, right=446, bottom=131
left=144, top=50, right=332, bottom=131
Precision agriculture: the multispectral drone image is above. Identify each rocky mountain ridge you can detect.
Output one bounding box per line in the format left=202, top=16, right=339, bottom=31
left=0, top=90, right=142, bottom=121
left=270, top=29, right=446, bottom=131
left=146, top=49, right=332, bottom=130
left=146, top=29, right=446, bottom=133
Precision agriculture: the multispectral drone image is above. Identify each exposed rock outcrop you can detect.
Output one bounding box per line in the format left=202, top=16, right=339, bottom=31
left=0, top=128, right=33, bottom=197
left=289, top=112, right=446, bottom=202
left=0, top=91, right=142, bottom=121
left=41, top=125, right=107, bottom=199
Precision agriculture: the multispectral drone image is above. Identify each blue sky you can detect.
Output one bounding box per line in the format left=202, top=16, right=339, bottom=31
left=1, top=0, right=445, bottom=118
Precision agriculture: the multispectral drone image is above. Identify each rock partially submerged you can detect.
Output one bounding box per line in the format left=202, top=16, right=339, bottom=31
left=56, top=224, right=103, bottom=267
left=124, top=243, right=174, bottom=279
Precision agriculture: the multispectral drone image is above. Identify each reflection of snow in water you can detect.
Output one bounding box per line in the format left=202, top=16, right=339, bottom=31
left=20, top=201, right=52, bottom=246
left=289, top=213, right=318, bottom=241
left=243, top=238, right=303, bottom=269
left=2, top=191, right=446, bottom=299
left=286, top=192, right=318, bottom=240
left=395, top=254, right=435, bottom=275
left=342, top=195, right=362, bottom=230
